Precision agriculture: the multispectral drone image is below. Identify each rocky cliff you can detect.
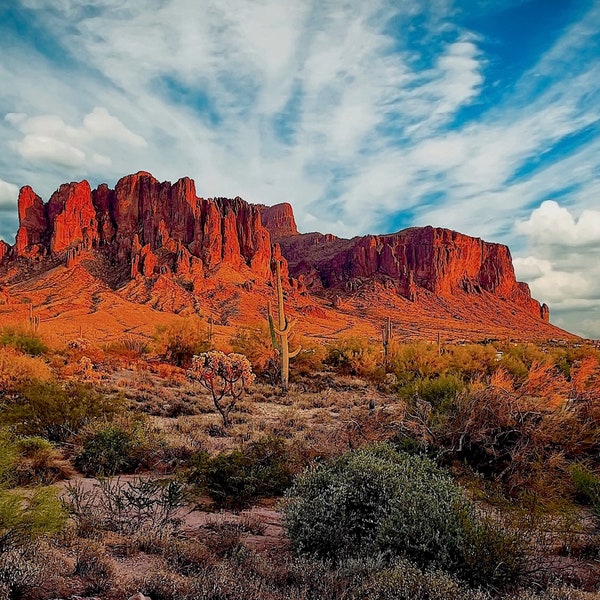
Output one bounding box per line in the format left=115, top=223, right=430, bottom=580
left=262, top=214, right=550, bottom=323
left=8, top=172, right=276, bottom=288
left=0, top=172, right=556, bottom=338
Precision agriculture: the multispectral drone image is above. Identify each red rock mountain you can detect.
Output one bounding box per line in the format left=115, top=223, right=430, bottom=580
left=0, top=172, right=567, bottom=342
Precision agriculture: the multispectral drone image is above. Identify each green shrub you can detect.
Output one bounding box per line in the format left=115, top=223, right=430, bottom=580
left=1, top=381, right=124, bottom=441
left=399, top=374, right=464, bottom=410
left=283, top=444, right=525, bottom=590
left=0, top=326, right=48, bottom=356
left=325, top=337, right=382, bottom=379
left=0, top=486, right=66, bottom=549
left=75, top=423, right=148, bottom=476
left=155, top=318, right=211, bottom=367
left=571, top=464, right=600, bottom=516
left=361, top=559, right=491, bottom=600
left=188, top=436, right=292, bottom=509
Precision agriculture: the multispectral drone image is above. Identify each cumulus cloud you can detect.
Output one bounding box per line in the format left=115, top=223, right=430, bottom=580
left=514, top=202, right=600, bottom=338
left=0, top=177, right=18, bottom=209
left=4, top=107, right=146, bottom=170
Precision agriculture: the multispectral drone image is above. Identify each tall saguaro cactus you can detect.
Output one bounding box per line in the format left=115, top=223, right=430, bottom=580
left=382, top=316, right=392, bottom=369
left=269, top=259, right=301, bottom=390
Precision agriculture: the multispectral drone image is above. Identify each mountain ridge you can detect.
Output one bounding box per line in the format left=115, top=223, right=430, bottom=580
left=0, top=171, right=572, bottom=343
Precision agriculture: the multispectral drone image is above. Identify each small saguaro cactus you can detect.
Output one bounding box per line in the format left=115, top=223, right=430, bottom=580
left=269, top=259, right=301, bottom=390
left=382, top=316, right=392, bottom=369
left=29, top=304, right=40, bottom=333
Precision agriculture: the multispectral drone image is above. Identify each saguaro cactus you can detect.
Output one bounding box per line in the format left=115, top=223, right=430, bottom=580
left=269, top=260, right=300, bottom=390
left=382, top=316, right=392, bottom=369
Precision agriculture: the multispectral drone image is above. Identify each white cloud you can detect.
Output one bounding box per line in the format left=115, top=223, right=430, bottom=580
left=0, top=177, right=18, bottom=209
left=516, top=200, right=600, bottom=248
left=514, top=202, right=600, bottom=338
left=4, top=107, right=146, bottom=170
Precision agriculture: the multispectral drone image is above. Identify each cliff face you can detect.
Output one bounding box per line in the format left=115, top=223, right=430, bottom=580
left=272, top=226, right=550, bottom=322
left=9, top=172, right=275, bottom=284
left=0, top=171, right=550, bottom=327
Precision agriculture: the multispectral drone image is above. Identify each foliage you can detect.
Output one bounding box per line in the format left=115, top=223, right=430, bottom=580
left=325, top=336, right=382, bottom=379
left=0, top=347, right=52, bottom=392
left=283, top=444, right=525, bottom=589
left=63, top=476, right=187, bottom=535
left=0, top=380, right=124, bottom=442
left=187, top=351, right=255, bottom=427
left=399, top=374, right=465, bottom=410
left=188, top=436, right=292, bottom=509
left=0, top=326, right=48, bottom=356
left=571, top=463, right=600, bottom=517
left=0, top=486, right=66, bottom=551
left=229, top=325, right=277, bottom=375
left=75, top=422, right=149, bottom=476
left=155, top=318, right=212, bottom=367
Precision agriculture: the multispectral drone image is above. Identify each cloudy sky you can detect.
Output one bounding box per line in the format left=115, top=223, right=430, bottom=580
left=0, top=0, right=599, bottom=338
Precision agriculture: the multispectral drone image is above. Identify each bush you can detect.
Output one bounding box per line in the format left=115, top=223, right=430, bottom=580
left=1, top=380, right=124, bottom=441
left=0, top=326, right=48, bottom=356
left=75, top=422, right=148, bottom=476
left=74, top=542, right=115, bottom=594
left=283, top=444, right=525, bottom=589
left=325, top=337, right=382, bottom=379
left=571, top=464, right=600, bottom=517
left=399, top=374, right=464, bottom=410
left=155, top=318, right=211, bottom=367
left=188, top=436, right=292, bottom=509
left=0, top=347, right=52, bottom=392
left=0, top=486, right=66, bottom=550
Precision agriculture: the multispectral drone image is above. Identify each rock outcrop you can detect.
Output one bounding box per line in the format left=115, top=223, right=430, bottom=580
left=269, top=226, right=550, bottom=322
left=1, top=171, right=552, bottom=330
left=8, top=172, right=276, bottom=284
left=257, top=203, right=299, bottom=240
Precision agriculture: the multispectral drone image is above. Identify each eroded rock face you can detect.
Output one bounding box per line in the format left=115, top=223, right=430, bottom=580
left=8, top=172, right=277, bottom=283
left=270, top=225, right=549, bottom=321
left=0, top=240, right=10, bottom=262
left=257, top=203, right=299, bottom=239
left=4, top=171, right=550, bottom=326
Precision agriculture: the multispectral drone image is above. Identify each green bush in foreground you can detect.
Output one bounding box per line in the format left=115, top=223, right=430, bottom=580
left=75, top=423, right=148, bottom=476
left=189, top=436, right=292, bottom=509
left=283, top=444, right=526, bottom=590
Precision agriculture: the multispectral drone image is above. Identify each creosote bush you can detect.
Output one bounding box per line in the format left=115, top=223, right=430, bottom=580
left=0, top=380, right=124, bottom=442
left=283, top=444, right=526, bottom=590
left=0, top=326, right=48, bottom=356
left=74, top=421, right=149, bottom=476
left=188, top=436, right=292, bottom=509
left=155, top=318, right=212, bottom=367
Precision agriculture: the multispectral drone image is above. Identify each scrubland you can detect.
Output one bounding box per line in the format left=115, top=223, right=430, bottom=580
left=0, top=320, right=599, bottom=599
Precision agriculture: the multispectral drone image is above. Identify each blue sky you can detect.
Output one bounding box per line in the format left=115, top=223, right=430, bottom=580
left=0, top=0, right=599, bottom=338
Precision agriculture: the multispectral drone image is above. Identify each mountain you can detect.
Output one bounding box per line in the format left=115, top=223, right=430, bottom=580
left=0, top=171, right=573, bottom=343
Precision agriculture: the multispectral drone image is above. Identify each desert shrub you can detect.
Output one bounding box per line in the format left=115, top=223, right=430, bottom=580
left=293, top=335, right=328, bottom=376
left=283, top=444, right=525, bottom=589
left=389, top=341, right=448, bottom=383
left=74, top=542, right=115, bottom=594
left=399, top=374, right=465, bottom=410
left=75, top=422, right=149, bottom=476
left=189, top=436, right=292, bottom=509
left=325, top=337, right=382, bottom=379
left=360, top=559, right=491, bottom=600
left=0, top=380, right=124, bottom=441
left=63, top=477, right=187, bottom=536
left=0, top=541, right=69, bottom=599
left=155, top=318, right=211, bottom=367
left=105, top=334, right=150, bottom=358
left=0, top=347, right=52, bottom=392
left=571, top=464, right=600, bottom=517
left=229, top=325, right=277, bottom=375
left=0, top=326, right=48, bottom=356
left=13, top=436, right=72, bottom=486
left=0, top=485, right=66, bottom=550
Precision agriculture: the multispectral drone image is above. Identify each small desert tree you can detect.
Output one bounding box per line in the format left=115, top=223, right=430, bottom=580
left=187, top=351, right=255, bottom=427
